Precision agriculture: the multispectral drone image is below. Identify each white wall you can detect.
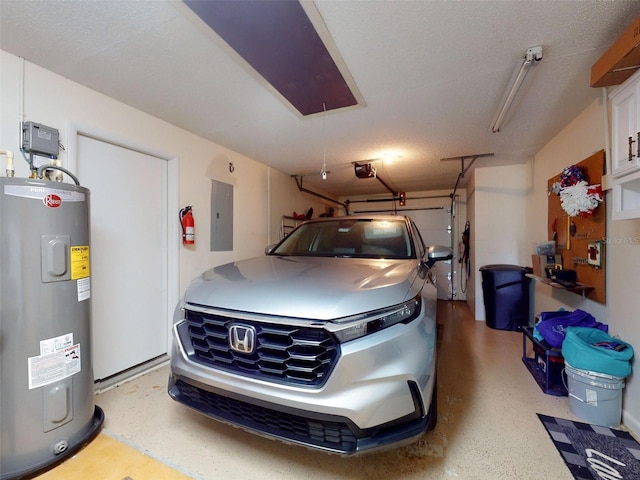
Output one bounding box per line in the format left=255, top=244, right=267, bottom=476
left=609, top=216, right=640, bottom=435
left=0, top=51, right=326, bottom=299
left=0, top=53, right=253, bottom=297
left=468, top=164, right=528, bottom=320
left=524, top=96, right=639, bottom=437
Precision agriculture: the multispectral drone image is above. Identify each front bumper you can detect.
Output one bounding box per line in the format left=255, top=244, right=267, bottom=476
left=168, top=310, right=436, bottom=455
left=168, top=374, right=431, bottom=455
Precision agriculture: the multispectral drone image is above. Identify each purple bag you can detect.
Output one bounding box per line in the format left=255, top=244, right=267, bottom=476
left=535, top=309, right=608, bottom=348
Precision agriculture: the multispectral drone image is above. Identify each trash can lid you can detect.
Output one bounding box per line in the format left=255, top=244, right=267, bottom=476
left=479, top=264, right=527, bottom=271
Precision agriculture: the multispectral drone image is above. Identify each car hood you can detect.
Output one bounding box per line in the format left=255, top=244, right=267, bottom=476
left=183, top=255, right=422, bottom=320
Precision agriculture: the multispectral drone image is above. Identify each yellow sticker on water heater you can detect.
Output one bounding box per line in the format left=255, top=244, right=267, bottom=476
left=70, top=245, right=90, bottom=279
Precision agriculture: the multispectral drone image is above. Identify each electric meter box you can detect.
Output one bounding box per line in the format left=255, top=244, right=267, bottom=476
left=21, top=121, right=60, bottom=158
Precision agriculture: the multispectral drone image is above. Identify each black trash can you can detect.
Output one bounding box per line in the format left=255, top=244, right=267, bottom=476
left=480, top=264, right=532, bottom=331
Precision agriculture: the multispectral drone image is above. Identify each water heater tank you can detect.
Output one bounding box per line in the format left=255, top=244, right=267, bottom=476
left=0, top=177, right=103, bottom=479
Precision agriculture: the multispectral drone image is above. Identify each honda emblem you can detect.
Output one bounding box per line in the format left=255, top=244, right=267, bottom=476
left=228, top=324, right=256, bottom=354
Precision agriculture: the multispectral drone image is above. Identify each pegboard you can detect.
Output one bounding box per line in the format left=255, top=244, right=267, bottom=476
left=547, top=150, right=606, bottom=304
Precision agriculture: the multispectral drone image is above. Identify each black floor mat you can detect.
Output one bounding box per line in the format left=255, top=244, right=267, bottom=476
left=538, top=413, right=640, bottom=480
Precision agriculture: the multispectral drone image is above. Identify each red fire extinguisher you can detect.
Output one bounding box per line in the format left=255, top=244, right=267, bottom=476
left=180, top=206, right=195, bottom=245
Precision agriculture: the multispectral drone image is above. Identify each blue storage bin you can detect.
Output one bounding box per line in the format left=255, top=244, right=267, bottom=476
left=561, top=327, right=634, bottom=378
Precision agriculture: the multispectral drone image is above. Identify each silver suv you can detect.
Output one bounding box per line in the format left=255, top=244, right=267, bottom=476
left=168, top=215, right=452, bottom=455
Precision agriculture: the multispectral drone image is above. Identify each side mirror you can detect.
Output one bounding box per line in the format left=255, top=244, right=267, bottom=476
left=424, top=245, right=453, bottom=269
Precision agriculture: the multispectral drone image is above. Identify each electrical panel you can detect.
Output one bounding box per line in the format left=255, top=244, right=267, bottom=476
left=22, top=121, right=59, bottom=158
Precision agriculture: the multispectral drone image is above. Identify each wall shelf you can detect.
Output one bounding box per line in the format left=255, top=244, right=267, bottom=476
left=527, top=274, right=594, bottom=298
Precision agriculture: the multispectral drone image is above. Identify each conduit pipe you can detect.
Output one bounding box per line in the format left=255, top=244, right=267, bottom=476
left=1, top=150, right=15, bottom=177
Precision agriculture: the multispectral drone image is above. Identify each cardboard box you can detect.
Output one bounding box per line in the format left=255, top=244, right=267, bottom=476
left=531, top=254, right=562, bottom=277
left=591, top=16, right=640, bottom=88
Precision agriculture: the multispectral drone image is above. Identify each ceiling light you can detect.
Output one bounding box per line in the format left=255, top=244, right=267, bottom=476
left=489, top=46, right=543, bottom=133
left=382, top=153, right=402, bottom=164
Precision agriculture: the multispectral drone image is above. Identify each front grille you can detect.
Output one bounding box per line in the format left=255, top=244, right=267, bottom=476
left=172, top=379, right=358, bottom=453
left=183, top=308, right=340, bottom=386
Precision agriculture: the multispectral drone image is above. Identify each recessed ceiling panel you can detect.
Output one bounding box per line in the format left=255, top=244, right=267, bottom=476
left=184, top=0, right=360, bottom=116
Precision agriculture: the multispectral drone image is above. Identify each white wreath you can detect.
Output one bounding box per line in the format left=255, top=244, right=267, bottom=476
left=559, top=181, right=602, bottom=217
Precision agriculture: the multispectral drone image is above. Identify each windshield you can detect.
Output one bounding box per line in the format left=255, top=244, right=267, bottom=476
left=272, top=218, right=414, bottom=259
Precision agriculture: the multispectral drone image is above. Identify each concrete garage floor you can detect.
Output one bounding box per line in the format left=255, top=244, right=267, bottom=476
left=94, top=301, right=588, bottom=479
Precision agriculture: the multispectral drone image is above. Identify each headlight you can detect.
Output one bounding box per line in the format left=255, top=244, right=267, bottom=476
left=329, top=296, right=421, bottom=343
left=172, top=299, right=186, bottom=324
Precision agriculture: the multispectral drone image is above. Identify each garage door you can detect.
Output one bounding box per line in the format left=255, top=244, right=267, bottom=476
left=408, top=209, right=454, bottom=300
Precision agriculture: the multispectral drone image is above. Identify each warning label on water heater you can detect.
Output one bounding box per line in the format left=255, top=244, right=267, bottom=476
left=28, top=333, right=81, bottom=389
left=77, top=277, right=91, bottom=302
left=70, top=245, right=90, bottom=279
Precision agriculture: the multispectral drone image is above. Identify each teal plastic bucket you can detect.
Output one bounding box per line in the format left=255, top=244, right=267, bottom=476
left=565, top=362, right=625, bottom=427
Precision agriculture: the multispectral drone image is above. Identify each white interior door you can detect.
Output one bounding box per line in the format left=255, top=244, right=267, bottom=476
left=409, top=208, right=455, bottom=300
left=77, top=135, right=168, bottom=380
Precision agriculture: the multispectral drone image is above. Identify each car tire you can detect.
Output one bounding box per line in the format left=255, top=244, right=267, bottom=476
left=425, top=378, right=437, bottom=431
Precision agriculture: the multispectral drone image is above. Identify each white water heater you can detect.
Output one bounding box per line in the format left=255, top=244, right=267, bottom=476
left=0, top=177, right=103, bottom=479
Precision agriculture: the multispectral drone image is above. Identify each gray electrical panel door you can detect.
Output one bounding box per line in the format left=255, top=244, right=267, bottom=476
left=210, top=180, right=233, bottom=251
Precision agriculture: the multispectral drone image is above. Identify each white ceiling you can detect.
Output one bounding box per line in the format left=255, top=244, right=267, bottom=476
left=1, top=0, right=639, bottom=198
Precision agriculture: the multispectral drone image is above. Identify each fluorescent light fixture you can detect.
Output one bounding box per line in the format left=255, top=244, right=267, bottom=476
left=489, top=46, right=543, bottom=133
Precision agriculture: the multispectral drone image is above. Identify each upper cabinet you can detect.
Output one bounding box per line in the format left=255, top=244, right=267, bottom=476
left=609, top=70, right=640, bottom=220
left=610, top=70, right=640, bottom=178
left=592, top=17, right=640, bottom=220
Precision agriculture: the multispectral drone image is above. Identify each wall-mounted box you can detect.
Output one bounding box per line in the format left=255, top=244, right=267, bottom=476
left=21, top=121, right=60, bottom=158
